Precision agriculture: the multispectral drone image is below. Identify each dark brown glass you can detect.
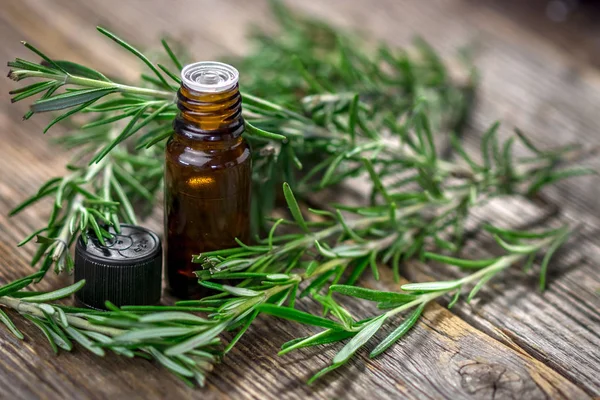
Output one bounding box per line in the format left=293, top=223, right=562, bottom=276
left=165, top=83, right=251, bottom=298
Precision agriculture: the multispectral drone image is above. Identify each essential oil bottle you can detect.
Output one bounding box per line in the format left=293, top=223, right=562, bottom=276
left=165, top=62, right=251, bottom=298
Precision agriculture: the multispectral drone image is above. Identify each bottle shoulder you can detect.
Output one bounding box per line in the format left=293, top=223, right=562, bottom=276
left=166, top=137, right=251, bottom=170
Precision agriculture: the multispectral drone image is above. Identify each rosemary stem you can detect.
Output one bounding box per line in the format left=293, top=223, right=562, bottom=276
left=384, top=292, right=442, bottom=319
left=0, top=297, right=125, bottom=336
left=13, top=71, right=175, bottom=99
left=84, top=155, right=109, bottom=180
left=385, top=234, right=558, bottom=319
left=242, top=92, right=312, bottom=123
left=228, top=279, right=299, bottom=319
left=51, top=195, right=83, bottom=263
left=383, top=255, right=520, bottom=319
left=69, top=75, right=175, bottom=99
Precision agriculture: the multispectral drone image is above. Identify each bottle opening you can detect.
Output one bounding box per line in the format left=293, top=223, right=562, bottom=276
left=181, top=61, right=239, bottom=93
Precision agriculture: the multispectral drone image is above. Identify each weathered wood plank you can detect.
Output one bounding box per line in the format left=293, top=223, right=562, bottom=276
left=213, top=282, right=590, bottom=400
left=401, top=197, right=600, bottom=396
left=470, top=0, right=600, bottom=69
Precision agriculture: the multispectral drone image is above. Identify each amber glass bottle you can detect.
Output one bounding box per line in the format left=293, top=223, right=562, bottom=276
left=165, top=62, right=251, bottom=298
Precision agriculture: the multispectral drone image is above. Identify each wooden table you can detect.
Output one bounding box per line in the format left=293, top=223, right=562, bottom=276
left=0, top=1, right=598, bottom=399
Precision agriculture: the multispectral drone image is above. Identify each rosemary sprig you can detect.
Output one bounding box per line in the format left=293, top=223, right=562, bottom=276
left=165, top=220, right=570, bottom=384
left=0, top=277, right=219, bottom=387
left=268, top=224, right=569, bottom=383
left=192, top=115, right=592, bottom=289
left=9, top=127, right=165, bottom=275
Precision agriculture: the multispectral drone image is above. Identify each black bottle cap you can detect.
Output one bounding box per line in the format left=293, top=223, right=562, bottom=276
left=74, top=224, right=162, bottom=310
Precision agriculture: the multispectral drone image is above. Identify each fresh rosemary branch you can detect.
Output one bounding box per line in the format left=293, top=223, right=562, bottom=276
left=0, top=276, right=219, bottom=387
left=178, top=148, right=581, bottom=382
left=267, top=224, right=571, bottom=382
left=7, top=34, right=268, bottom=274
left=9, top=128, right=165, bottom=275
left=160, top=221, right=570, bottom=384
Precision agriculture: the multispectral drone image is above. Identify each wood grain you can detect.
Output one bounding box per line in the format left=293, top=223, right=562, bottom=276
left=0, top=0, right=598, bottom=399
left=402, top=196, right=600, bottom=396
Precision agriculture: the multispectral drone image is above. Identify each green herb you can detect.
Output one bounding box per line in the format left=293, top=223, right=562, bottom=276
left=250, top=226, right=568, bottom=381
left=0, top=279, right=218, bottom=385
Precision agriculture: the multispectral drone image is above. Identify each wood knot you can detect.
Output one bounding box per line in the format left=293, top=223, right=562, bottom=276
left=459, top=362, right=524, bottom=399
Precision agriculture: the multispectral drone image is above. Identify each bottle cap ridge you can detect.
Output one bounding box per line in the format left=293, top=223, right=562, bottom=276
left=74, top=224, right=162, bottom=310
left=181, top=61, right=239, bottom=93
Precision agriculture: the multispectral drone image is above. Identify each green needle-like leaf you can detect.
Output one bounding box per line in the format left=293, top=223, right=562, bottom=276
left=161, top=38, right=183, bottom=70
left=539, top=228, right=570, bottom=291
left=0, top=309, right=24, bottom=339
left=362, top=157, right=392, bottom=203
left=514, top=128, right=544, bottom=155
left=258, top=304, right=343, bottom=330
left=97, top=26, right=171, bottom=89
left=493, top=235, right=539, bottom=254
left=114, top=327, right=202, bottom=342
left=138, top=312, right=210, bottom=324
left=165, top=322, right=227, bottom=356
left=24, top=279, right=85, bottom=302
left=401, top=280, right=461, bottom=293
left=424, top=253, right=498, bottom=269
left=149, top=348, right=195, bottom=378
left=331, top=285, right=416, bottom=303
left=481, top=121, right=500, bottom=170
left=447, top=289, right=461, bottom=309
left=467, top=272, right=495, bottom=302
left=31, top=88, right=118, bottom=113
left=370, top=303, right=424, bottom=358
left=482, top=224, right=564, bottom=240
left=244, top=120, right=286, bottom=141
left=279, top=329, right=356, bottom=355
left=221, top=285, right=261, bottom=297
left=332, top=314, right=387, bottom=364
left=224, top=310, right=259, bottom=353
left=308, top=363, right=343, bottom=385
left=528, top=167, right=597, bottom=195
left=23, top=315, right=58, bottom=354
left=348, top=93, right=359, bottom=145
left=10, top=80, right=57, bottom=103
left=282, top=182, right=309, bottom=232
left=49, top=60, right=111, bottom=81
left=0, top=272, right=44, bottom=297
left=157, top=63, right=181, bottom=85
left=21, top=41, right=68, bottom=74
left=44, top=98, right=101, bottom=133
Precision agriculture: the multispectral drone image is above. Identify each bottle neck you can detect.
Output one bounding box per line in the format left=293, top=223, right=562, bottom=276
left=173, top=83, right=244, bottom=142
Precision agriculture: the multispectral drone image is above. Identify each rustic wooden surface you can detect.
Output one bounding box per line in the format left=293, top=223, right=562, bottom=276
left=0, top=0, right=599, bottom=399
